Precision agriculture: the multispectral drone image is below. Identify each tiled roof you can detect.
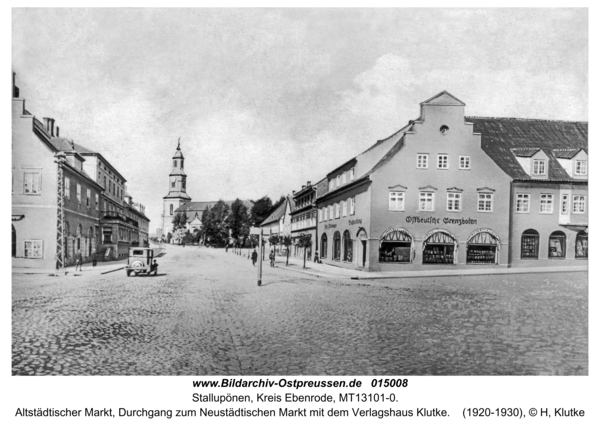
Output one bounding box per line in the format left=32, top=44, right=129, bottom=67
left=553, top=148, right=586, bottom=159
left=260, top=199, right=288, bottom=226
left=50, top=137, right=76, bottom=152
left=466, top=117, right=588, bottom=180
left=511, top=147, right=540, bottom=157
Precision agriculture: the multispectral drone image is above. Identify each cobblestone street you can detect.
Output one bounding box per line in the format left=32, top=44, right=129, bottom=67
left=12, top=245, right=587, bottom=376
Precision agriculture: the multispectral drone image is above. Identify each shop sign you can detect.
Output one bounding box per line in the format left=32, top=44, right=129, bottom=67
left=325, top=224, right=337, bottom=230
left=349, top=219, right=362, bottom=225
left=406, top=216, right=477, bottom=226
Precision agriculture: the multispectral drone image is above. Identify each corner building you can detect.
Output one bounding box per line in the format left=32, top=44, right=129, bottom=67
left=317, top=92, right=513, bottom=272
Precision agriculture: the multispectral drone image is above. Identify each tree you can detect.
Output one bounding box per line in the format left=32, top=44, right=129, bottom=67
left=171, top=211, right=188, bottom=233
left=201, top=200, right=231, bottom=247
left=296, top=234, right=312, bottom=269
left=229, top=199, right=251, bottom=246
left=268, top=235, right=280, bottom=258
left=250, top=196, right=273, bottom=226
left=281, top=235, right=293, bottom=266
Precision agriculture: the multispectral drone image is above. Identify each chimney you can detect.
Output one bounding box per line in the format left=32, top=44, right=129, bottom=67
left=43, top=117, right=55, bottom=136
left=292, top=190, right=295, bottom=195
left=302, top=185, right=306, bottom=189
left=307, top=181, right=311, bottom=186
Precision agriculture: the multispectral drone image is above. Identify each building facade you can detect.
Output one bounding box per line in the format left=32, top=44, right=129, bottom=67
left=290, top=180, right=320, bottom=261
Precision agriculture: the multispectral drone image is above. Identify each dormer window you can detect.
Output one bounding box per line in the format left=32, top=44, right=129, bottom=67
left=532, top=160, right=546, bottom=175
left=575, top=160, right=587, bottom=175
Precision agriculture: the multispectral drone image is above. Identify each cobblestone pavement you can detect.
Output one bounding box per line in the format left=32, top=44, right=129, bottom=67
left=12, top=245, right=587, bottom=375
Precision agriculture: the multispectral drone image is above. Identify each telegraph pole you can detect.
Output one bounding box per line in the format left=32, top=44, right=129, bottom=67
left=257, top=229, right=263, bottom=286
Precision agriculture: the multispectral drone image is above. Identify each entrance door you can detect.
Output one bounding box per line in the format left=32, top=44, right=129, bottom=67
left=361, top=241, right=366, bottom=267
left=12, top=225, right=16, bottom=257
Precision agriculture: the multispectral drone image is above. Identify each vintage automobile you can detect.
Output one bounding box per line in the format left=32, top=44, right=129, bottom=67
left=125, top=247, right=155, bottom=276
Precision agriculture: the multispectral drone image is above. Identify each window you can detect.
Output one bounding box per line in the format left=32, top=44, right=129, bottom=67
left=417, top=154, right=429, bottom=169
left=64, top=177, right=70, bottom=199
left=548, top=231, right=566, bottom=258
left=521, top=229, right=539, bottom=259
left=561, top=194, right=569, bottom=215
left=419, top=192, right=434, bottom=211
left=329, top=205, right=333, bottom=220
left=575, top=231, right=588, bottom=259
left=24, top=240, right=43, bottom=258
left=539, top=194, right=553, bottom=214
left=95, top=194, right=99, bottom=210
left=437, top=154, right=449, bottom=169
left=478, top=193, right=493, bottom=212
left=104, top=176, right=107, bottom=190
left=342, top=200, right=348, bottom=217
left=342, top=173, right=347, bottom=185
left=336, top=175, right=340, bottom=188
left=335, top=203, right=340, bottom=219
left=329, top=180, right=334, bottom=192
left=389, top=191, right=405, bottom=211
left=573, top=195, right=586, bottom=214
left=459, top=156, right=470, bottom=169
left=173, top=160, right=177, bottom=167
left=323, top=207, right=328, bottom=221
left=343, top=230, right=353, bottom=262
left=532, top=160, right=546, bottom=175
left=446, top=192, right=461, bottom=211
left=575, top=160, right=587, bottom=175
left=350, top=197, right=355, bottom=215
left=516, top=194, right=530, bottom=213
left=320, top=233, right=328, bottom=259
left=86, top=189, right=91, bottom=208
left=350, top=168, right=355, bottom=180
left=333, top=231, right=341, bottom=260
left=170, top=204, right=173, bottom=215
left=76, top=184, right=81, bottom=203
left=23, top=172, right=41, bottom=194
left=318, top=209, right=323, bottom=222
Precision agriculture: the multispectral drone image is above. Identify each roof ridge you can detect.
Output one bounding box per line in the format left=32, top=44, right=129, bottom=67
left=466, top=116, right=588, bottom=124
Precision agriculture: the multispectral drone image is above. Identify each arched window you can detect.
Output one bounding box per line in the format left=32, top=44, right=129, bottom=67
left=575, top=231, right=588, bottom=259
left=320, top=233, right=328, bottom=259
left=333, top=231, right=341, bottom=261
left=379, top=227, right=413, bottom=263
left=549, top=231, right=566, bottom=258
left=423, top=229, right=456, bottom=264
left=466, top=229, right=500, bottom=264
left=521, top=229, right=539, bottom=259
left=343, top=230, right=353, bottom=262
left=173, top=160, right=177, bottom=167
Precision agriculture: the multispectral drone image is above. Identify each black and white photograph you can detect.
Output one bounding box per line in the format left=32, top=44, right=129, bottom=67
left=6, top=4, right=594, bottom=425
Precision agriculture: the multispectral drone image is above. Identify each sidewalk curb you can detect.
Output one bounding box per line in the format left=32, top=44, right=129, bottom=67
left=276, top=265, right=352, bottom=279
left=101, top=266, right=126, bottom=275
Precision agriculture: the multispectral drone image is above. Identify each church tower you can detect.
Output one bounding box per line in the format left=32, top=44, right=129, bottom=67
left=162, top=140, right=192, bottom=238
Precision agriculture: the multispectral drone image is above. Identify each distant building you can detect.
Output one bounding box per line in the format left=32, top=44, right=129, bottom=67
left=290, top=180, right=322, bottom=260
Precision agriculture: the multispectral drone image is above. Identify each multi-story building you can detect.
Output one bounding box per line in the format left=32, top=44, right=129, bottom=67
left=12, top=77, right=103, bottom=268
left=314, top=91, right=587, bottom=272
left=260, top=197, right=293, bottom=255
left=290, top=180, right=321, bottom=260
left=132, top=202, right=150, bottom=247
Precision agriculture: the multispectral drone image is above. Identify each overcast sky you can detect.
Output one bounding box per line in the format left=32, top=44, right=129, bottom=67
left=12, top=8, right=588, bottom=231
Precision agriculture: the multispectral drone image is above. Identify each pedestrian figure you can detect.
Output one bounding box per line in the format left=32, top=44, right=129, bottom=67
left=150, top=260, right=159, bottom=275
left=314, top=250, right=321, bottom=264
left=92, top=252, right=97, bottom=267
left=75, top=250, right=82, bottom=271
left=225, top=244, right=229, bottom=252
left=182, top=241, right=186, bottom=248
left=251, top=249, right=258, bottom=266
left=269, top=250, right=275, bottom=267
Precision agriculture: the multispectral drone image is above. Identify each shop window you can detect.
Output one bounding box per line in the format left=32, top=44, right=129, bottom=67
left=548, top=231, right=566, bottom=258
left=343, top=230, right=353, bottom=262
left=333, top=231, right=341, bottom=261
left=419, top=192, right=434, bottom=212
left=417, top=154, right=428, bottom=169
left=350, top=197, right=355, bottom=215
left=467, top=230, right=499, bottom=264
left=437, top=154, right=449, bottom=169
left=24, top=240, right=43, bottom=258
left=573, top=195, right=586, bottom=214
left=521, top=229, right=539, bottom=259
left=478, top=193, right=493, bottom=212
left=561, top=194, right=569, bottom=215
left=423, top=230, right=456, bottom=264
left=515, top=194, right=530, bottom=213
left=24, top=171, right=41, bottom=194
left=64, top=177, right=70, bottom=199
left=389, top=191, right=405, bottom=211
left=532, top=160, right=546, bottom=175
left=459, top=156, right=470, bottom=170
left=379, top=227, right=412, bottom=263
left=320, top=233, right=328, bottom=259
left=446, top=192, right=461, bottom=212
left=575, top=161, right=587, bottom=175
left=539, top=194, right=553, bottom=214
left=575, top=231, right=588, bottom=259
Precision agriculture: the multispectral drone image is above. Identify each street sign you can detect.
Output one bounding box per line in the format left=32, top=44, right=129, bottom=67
left=250, top=227, right=262, bottom=235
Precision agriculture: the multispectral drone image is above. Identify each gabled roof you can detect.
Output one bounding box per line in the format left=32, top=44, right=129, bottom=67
left=511, top=147, right=541, bottom=158
left=420, top=90, right=465, bottom=106
left=467, top=116, right=587, bottom=180
left=553, top=148, right=587, bottom=159
left=260, top=198, right=288, bottom=226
